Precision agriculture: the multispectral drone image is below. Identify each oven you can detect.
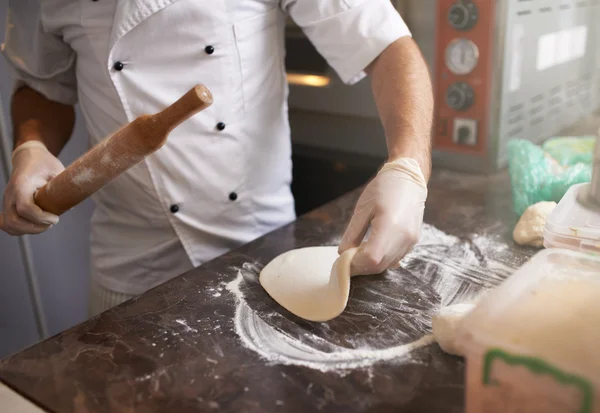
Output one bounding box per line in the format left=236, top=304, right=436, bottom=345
left=285, top=0, right=600, bottom=172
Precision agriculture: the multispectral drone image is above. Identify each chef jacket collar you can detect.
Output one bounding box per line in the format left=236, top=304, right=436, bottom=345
left=110, top=0, right=183, bottom=51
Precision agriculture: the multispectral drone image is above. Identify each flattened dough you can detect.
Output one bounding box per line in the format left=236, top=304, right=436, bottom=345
left=259, top=247, right=358, bottom=322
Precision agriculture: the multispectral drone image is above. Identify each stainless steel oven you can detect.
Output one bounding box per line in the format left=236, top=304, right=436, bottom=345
left=285, top=0, right=600, bottom=172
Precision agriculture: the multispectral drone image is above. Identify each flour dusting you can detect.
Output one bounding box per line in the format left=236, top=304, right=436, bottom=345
left=101, top=153, right=112, bottom=164
left=226, top=270, right=434, bottom=372
left=224, top=223, right=522, bottom=373
left=175, top=319, right=198, bottom=333
left=401, top=224, right=521, bottom=306
left=206, top=287, right=223, bottom=298
left=72, top=168, right=95, bottom=185
left=135, top=374, right=152, bottom=382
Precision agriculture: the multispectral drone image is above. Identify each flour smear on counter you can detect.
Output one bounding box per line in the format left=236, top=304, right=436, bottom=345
left=225, top=224, right=521, bottom=373
left=227, top=271, right=435, bottom=372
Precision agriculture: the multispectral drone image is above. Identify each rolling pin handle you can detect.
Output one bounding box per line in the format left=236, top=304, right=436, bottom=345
left=32, top=85, right=213, bottom=216
left=154, top=85, right=214, bottom=134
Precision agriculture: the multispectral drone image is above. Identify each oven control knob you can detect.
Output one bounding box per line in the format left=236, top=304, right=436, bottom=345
left=448, top=1, right=479, bottom=31
left=446, top=82, right=475, bottom=111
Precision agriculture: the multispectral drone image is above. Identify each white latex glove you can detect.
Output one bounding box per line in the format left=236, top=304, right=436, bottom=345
left=339, top=158, right=428, bottom=276
left=0, top=141, right=64, bottom=235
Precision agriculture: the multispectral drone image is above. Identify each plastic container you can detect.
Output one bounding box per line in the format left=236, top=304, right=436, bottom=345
left=543, top=183, right=600, bottom=254
left=458, top=249, right=600, bottom=413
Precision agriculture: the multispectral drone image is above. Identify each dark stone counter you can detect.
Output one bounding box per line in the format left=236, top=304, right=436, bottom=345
left=0, top=170, right=536, bottom=413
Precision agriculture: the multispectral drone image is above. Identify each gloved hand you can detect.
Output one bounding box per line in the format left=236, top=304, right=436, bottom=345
left=339, top=158, right=428, bottom=276
left=0, top=141, right=64, bottom=235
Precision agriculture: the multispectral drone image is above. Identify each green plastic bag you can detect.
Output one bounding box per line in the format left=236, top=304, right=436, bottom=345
left=508, top=139, right=592, bottom=216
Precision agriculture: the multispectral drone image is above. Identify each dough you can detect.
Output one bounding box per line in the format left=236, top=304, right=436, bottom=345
left=513, top=201, right=557, bottom=247
left=432, top=303, right=476, bottom=356
left=259, top=246, right=358, bottom=322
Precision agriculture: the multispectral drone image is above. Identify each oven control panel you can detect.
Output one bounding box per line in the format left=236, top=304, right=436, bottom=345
left=445, top=38, right=479, bottom=76
left=448, top=1, right=479, bottom=31
left=434, top=0, right=495, bottom=155
left=446, top=82, right=475, bottom=111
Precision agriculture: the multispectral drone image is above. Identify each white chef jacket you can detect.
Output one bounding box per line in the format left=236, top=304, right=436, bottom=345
left=3, top=0, right=410, bottom=295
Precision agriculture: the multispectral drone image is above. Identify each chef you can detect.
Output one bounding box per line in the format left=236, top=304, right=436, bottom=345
left=0, top=0, right=433, bottom=316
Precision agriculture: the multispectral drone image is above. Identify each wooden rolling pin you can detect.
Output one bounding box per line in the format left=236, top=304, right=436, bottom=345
left=35, top=85, right=213, bottom=215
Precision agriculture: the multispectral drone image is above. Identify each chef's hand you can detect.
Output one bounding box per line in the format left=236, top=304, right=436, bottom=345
left=339, top=158, right=427, bottom=276
left=0, top=141, right=64, bottom=235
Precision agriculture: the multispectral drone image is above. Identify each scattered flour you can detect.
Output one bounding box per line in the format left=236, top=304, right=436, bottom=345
left=226, top=271, right=434, bottom=372
left=224, top=224, right=521, bottom=373
left=175, top=319, right=198, bottom=333
left=470, top=233, right=508, bottom=254
left=206, top=287, right=223, bottom=298
left=135, top=374, right=152, bottom=382
left=72, top=168, right=95, bottom=185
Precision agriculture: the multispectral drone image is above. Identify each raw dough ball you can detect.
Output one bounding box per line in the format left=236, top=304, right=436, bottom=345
left=259, top=246, right=357, bottom=322
left=432, top=303, right=476, bottom=356
left=513, top=201, right=557, bottom=247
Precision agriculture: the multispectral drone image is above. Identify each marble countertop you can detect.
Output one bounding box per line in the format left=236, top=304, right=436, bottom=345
left=0, top=170, right=536, bottom=413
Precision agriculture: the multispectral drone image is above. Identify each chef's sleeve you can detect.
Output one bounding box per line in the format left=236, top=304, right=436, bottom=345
left=282, top=0, right=411, bottom=85
left=2, top=0, right=77, bottom=105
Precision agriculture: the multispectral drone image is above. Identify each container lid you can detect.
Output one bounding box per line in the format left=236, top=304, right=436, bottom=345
left=544, top=183, right=600, bottom=253
left=458, top=248, right=600, bottom=383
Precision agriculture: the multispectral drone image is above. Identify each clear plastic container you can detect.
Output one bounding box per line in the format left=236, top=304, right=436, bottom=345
left=543, top=183, right=600, bottom=254
left=458, top=249, right=600, bottom=413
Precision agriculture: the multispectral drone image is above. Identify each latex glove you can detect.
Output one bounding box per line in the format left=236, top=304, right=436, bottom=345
left=0, top=141, right=64, bottom=235
left=339, top=158, right=428, bottom=276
